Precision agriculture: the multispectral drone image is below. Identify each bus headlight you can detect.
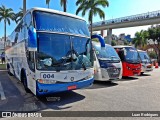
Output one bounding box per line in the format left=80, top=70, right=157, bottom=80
left=37, top=79, right=57, bottom=84
left=84, top=74, right=93, bottom=80
left=127, top=66, right=131, bottom=70
left=147, top=64, right=152, bottom=68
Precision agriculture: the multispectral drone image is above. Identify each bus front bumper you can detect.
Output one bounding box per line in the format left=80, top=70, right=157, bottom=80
left=36, top=78, right=94, bottom=96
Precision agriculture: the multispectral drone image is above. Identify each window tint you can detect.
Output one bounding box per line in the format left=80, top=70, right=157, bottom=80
left=34, top=11, right=90, bottom=37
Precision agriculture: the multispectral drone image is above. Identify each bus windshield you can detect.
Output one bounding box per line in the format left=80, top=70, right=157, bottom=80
left=94, top=44, right=120, bottom=63
left=124, top=47, right=140, bottom=63
left=33, top=11, right=90, bottom=37
left=139, top=51, right=151, bottom=63
left=36, top=33, right=93, bottom=71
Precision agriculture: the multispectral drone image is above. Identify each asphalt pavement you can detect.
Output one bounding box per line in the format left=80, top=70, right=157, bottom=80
left=0, top=68, right=160, bottom=120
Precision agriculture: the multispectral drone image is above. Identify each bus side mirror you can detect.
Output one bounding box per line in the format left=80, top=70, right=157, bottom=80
left=91, top=35, right=105, bottom=48
left=28, top=26, right=37, bottom=51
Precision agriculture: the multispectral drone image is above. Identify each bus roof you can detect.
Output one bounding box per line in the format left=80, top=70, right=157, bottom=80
left=137, top=49, right=146, bottom=52
left=9, top=7, right=86, bottom=39
left=92, top=42, right=112, bottom=47
left=113, top=45, right=134, bottom=48
left=27, top=7, right=85, bottom=21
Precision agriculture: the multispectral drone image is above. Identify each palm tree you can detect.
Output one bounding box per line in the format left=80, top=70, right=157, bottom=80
left=60, top=0, right=67, bottom=12
left=46, top=0, right=50, bottom=8
left=0, top=5, right=15, bottom=47
left=76, top=0, right=109, bottom=36
left=132, top=30, right=148, bottom=48
left=15, top=8, right=23, bottom=24
left=23, top=0, right=26, bottom=16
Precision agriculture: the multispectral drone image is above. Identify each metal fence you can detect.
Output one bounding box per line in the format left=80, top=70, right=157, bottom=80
left=91, top=10, right=160, bottom=27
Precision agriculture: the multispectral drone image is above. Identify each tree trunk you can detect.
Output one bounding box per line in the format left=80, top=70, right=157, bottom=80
left=23, top=0, right=26, bottom=16
left=64, top=2, right=66, bottom=12
left=4, top=19, right=6, bottom=50
left=90, top=15, right=93, bottom=37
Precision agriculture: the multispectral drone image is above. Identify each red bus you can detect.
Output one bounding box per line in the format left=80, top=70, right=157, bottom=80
left=113, top=46, right=141, bottom=77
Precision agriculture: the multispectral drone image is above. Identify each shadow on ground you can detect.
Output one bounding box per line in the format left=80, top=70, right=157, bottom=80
left=87, top=80, right=118, bottom=89
left=138, top=73, right=151, bottom=77
left=119, top=76, right=139, bottom=81
left=36, top=91, right=85, bottom=110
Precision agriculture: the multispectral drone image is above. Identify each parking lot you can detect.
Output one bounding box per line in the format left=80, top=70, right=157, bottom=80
left=0, top=67, right=160, bottom=114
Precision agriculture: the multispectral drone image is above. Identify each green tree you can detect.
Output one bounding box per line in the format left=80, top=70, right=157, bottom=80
left=92, top=38, right=100, bottom=42
left=0, top=5, right=15, bottom=46
left=148, top=51, right=157, bottom=59
left=15, top=8, right=23, bottom=24
left=76, top=0, right=109, bottom=36
left=148, top=25, right=160, bottom=62
left=124, top=40, right=129, bottom=45
left=46, top=0, right=50, bottom=8
left=111, top=40, right=117, bottom=46
left=60, top=0, right=67, bottom=12
left=132, top=30, right=147, bottom=48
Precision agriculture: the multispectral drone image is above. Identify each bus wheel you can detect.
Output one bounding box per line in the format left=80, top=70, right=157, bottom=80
left=7, top=64, right=13, bottom=76
left=21, top=71, right=30, bottom=93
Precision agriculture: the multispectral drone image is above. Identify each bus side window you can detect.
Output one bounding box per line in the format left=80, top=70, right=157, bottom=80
left=24, top=13, right=32, bottom=39
left=27, top=51, right=35, bottom=71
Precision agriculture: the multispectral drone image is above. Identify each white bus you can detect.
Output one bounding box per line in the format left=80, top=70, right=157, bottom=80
left=5, top=8, right=94, bottom=96
left=92, top=35, right=122, bottom=81
left=138, top=50, right=153, bottom=74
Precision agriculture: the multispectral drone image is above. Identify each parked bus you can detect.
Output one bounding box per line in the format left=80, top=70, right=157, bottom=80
left=92, top=38, right=122, bottom=81
left=138, top=50, right=153, bottom=74
left=113, top=46, right=141, bottom=77
left=5, top=8, right=94, bottom=96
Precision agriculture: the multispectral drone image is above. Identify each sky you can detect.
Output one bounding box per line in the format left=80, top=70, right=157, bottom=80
left=0, top=0, right=160, bottom=38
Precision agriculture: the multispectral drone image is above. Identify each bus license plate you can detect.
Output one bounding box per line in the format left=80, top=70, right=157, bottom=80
left=134, top=73, right=138, bottom=76
left=68, top=85, right=77, bottom=90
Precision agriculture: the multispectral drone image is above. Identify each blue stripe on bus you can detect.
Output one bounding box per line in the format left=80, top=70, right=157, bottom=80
left=36, top=78, right=94, bottom=96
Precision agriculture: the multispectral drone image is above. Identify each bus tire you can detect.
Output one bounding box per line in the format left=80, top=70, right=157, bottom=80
left=21, top=70, right=30, bottom=93
left=7, top=64, right=13, bottom=76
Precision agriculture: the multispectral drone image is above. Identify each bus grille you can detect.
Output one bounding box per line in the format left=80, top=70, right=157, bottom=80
left=107, top=68, right=121, bottom=79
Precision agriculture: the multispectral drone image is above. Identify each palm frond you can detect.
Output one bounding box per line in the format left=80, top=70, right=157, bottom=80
left=76, top=0, right=85, bottom=6
left=76, top=5, right=85, bottom=15
left=6, top=18, right=11, bottom=25
left=93, top=7, right=105, bottom=19
left=94, top=0, right=109, bottom=7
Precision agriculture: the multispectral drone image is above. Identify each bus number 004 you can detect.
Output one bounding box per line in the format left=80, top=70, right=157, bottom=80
left=43, top=74, right=54, bottom=79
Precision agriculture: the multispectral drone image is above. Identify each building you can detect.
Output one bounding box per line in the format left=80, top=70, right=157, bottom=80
left=0, top=37, right=5, bottom=54
left=125, top=35, right=132, bottom=43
